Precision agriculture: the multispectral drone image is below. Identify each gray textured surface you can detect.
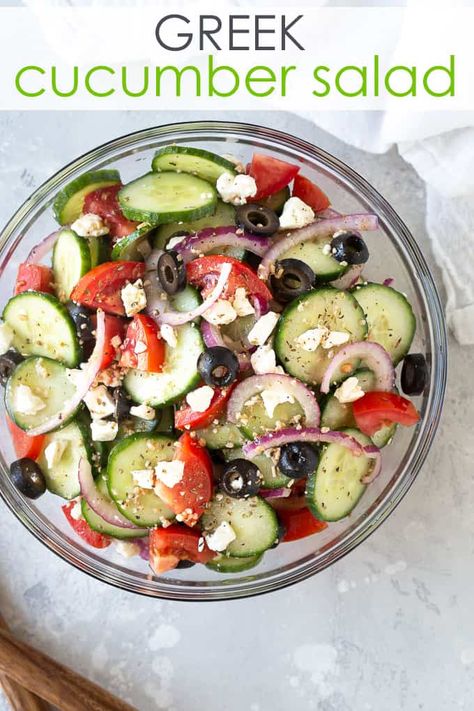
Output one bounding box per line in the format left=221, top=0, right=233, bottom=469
left=0, top=111, right=471, bottom=711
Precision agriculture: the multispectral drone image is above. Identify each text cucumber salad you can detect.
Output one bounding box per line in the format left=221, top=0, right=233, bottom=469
left=0, top=146, right=426, bottom=576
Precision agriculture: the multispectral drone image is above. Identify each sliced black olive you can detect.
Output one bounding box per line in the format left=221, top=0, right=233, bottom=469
left=235, top=204, right=280, bottom=236
left=66, top=302, right=95, bottom=358
left=112, top=387, right=132, bottom=421
left=401, top=353, right=427, bottom=396
left=270, top=258, right=316, bottom=303
left=278, top=443, right=319, bottom=479
left=197, top=346, right=239, bottom=388
left=0, top=350, right=24, bottom=386
left=176, top=559, right=196, bottom=569
left=330, top=231, right=369, bottom=265
left=220, top=459, right=263, bottom=498
left=157, top=250, right=186, bottom=295
left=9, top=458, right=46, bottom=499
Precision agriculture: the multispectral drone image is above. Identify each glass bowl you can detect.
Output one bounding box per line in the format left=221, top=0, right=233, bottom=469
left=0, top=121, right=447, bottom=601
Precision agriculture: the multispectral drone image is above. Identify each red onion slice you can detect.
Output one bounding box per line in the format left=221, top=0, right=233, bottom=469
left=330, top=264, right=364, bottom=290
left=78, top=458, right=141, bottom=530
left=259, top=487, right=292, bottom=499
left=173, top=226, right=271, bottom=262
left=317, top=208, right=342, bottom=219
left=259, top=214, right=378, bottom=281
left=243, top=426, right=364, bottom=459
left=383, top=277, right=394, bottom=287
left=26, top=310, right=106, bottom=436
left=320, top=341, right=395, bottom=395
left=200, top=321, right=251, bottom=370
left=227, top=374, right=320, bottom=428
left=25, top=230, right=60, bottom=264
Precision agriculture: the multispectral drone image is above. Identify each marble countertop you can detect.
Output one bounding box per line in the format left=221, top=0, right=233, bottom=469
left=0, top=111, right=471, bottom=711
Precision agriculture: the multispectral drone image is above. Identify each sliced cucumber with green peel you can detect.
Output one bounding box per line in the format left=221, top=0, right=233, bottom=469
left=196, top=421, right=245, bottom=450
left=224, top=447, right=292, bottom=489
left=36, top=416, right=94, bottom=499
left=279, top=239, right=346, bottom=282
left=107, top=432, right=175, bottom=527
left=5, top=356, right=78, bottom=432
left=274, top=287, right=367, bottom=385
left=201, top=494, right=278, bottom=558
left=89, top=235, right=111, bottom=267
left=115, top=406, right=175, bottom=442
left=3, top=291, right=81, bottom=367
left=352, top=283, right=416, bottom=365
left=53, top=169, right=121, bottom=225
left=306, top=428, right=373, bottom=522
left=111, top=223, right=156, bottom=261
left=118, top=172, right=217, bottom=225
left=123, top=322, right=203, bottom=407
left=206, top=553, right=263, bottom=573
left=259, top=186, right=290, bottom=215
left=171, top=285, right=201, bottom=313
left=81, top=474, right=148, bottom=539
left=152, top=146, right=236, bottom=184
left=53, top=229, right=91, bottom=302
left=238, top=394, right=305, bottom=440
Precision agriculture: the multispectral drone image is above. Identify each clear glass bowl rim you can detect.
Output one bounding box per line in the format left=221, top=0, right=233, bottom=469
left=0, top=120, right=447, bottom=601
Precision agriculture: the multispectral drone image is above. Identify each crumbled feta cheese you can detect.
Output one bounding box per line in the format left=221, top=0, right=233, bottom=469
left=84, top=385, right=115, bottom=420
left=44, top=440, right=68, bottom=469
left=247, top=311, right=280, bottom=346
left=130, top=404, right=156, bottom=420
left=216, top=172, right=257, bottom=206
left=154, top=460, right=185, bottom=489
left=203, top=299, right=237, bottom=325
left=321, top=330, right=350, bottom=349
left=186, top=385, right=214, bottom=412
left=334, top=376, right=365, bottom=404
left=296, top=327, right=327, bottom=352
left=167, top=233, right=188, bottom=250
left=221, top=154, right=245, bottom=173
left=131, top=469, right=155, bottom=489
left=278, top=197, right=315, bottom=231
left=13, top=384, right=45, bottom=416
left=91, top=419, right=118, bottom=442
left=322, top=243, right=332, bottom=256
left=134, top=341, right=147, bottom=354
left=71, top=213, right=109, bottom=237
left=260, top=388, right=295, bottom=418
left=232, top=287, right=255, bottom=317
left=121, top=279, right=147, bottom=317
left=204, top=521, right=237, bottom=552
left=0, top=321, right=13, bottom=355
left=160, top=324, right=177, bottom=348
left=69, top=500, right=83, bottom=520
left=115, top=541, right=140, bottom=558
left=250, top=344, right=283, bottom=375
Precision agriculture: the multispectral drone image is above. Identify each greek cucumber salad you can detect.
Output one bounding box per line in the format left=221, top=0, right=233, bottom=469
left=0, top=145, right=426, bottom=576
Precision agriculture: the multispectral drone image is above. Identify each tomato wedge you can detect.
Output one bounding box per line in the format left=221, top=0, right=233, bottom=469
left=6, top=416, right=45, bottom=460
left=277, top=506, right=327, bottom=542
left=62, top=501, right=111, bottom=549
left=14, top=263, right=54, bottom=296
left=153, top=432, right=213, bottom=526
left=90, top=313, right=126, bottom=369
left=352, top=391, right=420, bottom=437
left=70, top=261, right=145, bottom=316
left=292, top=174, right=330, bottom=213
left=174, top=385, right=233, bottom=430
left=83, top=184, right=138, bottom=239
left=186, top=255, right=272, bottom=303
left=149, top=524, right=215, bottom=575
left=248, top=153, right=300, bottom=201
left=119, top=314, right=165, bottom=372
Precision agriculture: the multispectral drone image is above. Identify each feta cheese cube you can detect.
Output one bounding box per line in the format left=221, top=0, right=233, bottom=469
left=322, top=330, right=350, bottom=349
left=260, top=388, right=295, bottom=418
left=204, top=521, right=237, bottom=552
left=160, top=323, right=177, bottom=348
left=71, top=213, right=109, bottom=237
left=167, top=233, right=188, bottom=250
left=134, top=341, right=147, bottom=354
left=0, top=321, right=13, bottom=355
left=247, top=311, right=280, bottom=346
left=296, top=327, right=327, bottom=352
left=154, top=460, right=185, bottom=489
left=232, top=288, right=255, bottom=317
left=250, top=344, right=283, bottom=375
left=91, top=419, right=118, bottom=442
left=203, top=299, right=237, bottom=325
left=13, top=384, right=45, bottom=416
left=334, top=376, right=365, bottom=404
left=130, top=404, right=156, bottom=420
left=216, top=172, right=257, bottom=206
left=278, top=197, right=315, bottom=231
left=131, top=469, right=155, bottom=489
left=121, top=279, right=147, bottom=317
left=69, top=500, right=83, bottom=521
left=322, top=243, right=332, bottom=256
left=115, top=541, right=140, bottom=558
left=186, top=385, right=214, bottom=413
left=84, top=385, right=115, bottom=420
left=44, top=440, right=68, bottom=469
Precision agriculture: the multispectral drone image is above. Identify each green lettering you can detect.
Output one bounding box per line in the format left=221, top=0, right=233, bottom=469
left=312, top=66, right=330, bottom=97
left=208, top=54, right=239, bottom=97
left=385, top=65, right=416, bottom=97
left=281, top=65, right=296, bottom=97
left=423, top=55, right=455, bottom=97
left=15, top=65, right=45, bottom=97
left=155, top=64, right=201, bottom=97
left=335, top=65, right=367, bottom=97
left=245, top=65, right=276, bottom=97
left=85, top=66, right=115, bottom=97
left=51, top=66, right=78, bottom=98
left=122, top=66, right=149, bottom=97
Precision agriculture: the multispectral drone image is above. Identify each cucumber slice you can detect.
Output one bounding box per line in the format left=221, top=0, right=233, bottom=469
left=206, top=553, right=263, bottom=573
left=3, top=292, right=81, bottom=367
left=201, top=494, right=278, bottom=558
left=238, top=394, right=305, bottom=440
left=53, top=169, right=121, bottom=225
left=123, top=322, right=203, bottom=407
left=5, top=356, right=78, bottom=432
left=152, top=146, right=236, bottom=184
left=306, top=428, right=373, bottom=521
left=352, top=283, right=416, bottom=365
left=107, top=433, right=175, bottom=527
left=52, top=229, right=91, bottom=302
left=89, top=235, right=111, bottom=267
left=81, top=474, right=148, bottom=539
left=171, top=285, right=201, bottom=313
left=259, top=186, right=290, bottom=215
left=196, top=421, right=245, bottom=450
left=118, top=172, right=217, bottom=225
left=279, top=239, right=346, bottom=282
left=274, top=287, right=367, bottom=385
left=115, top=406, right=175, bottom=442
left=111, top=223, right=156, bottom=261
left=36, top=416, right=94, bottom=499
left=224, top=447, right=292, bottom=489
